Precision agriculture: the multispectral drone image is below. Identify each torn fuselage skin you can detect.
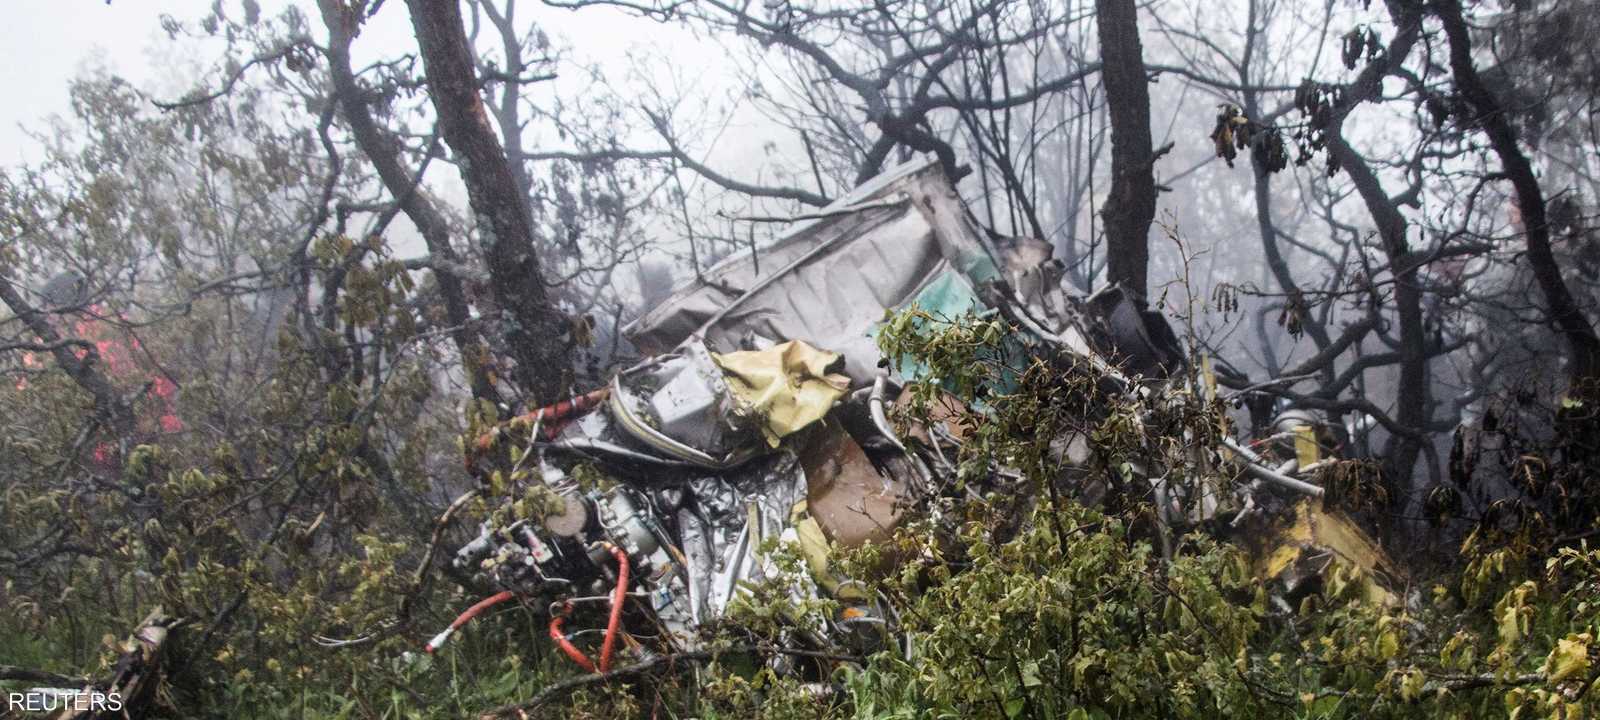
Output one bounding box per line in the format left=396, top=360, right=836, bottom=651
left=441, top=155, right=1385, bottom=674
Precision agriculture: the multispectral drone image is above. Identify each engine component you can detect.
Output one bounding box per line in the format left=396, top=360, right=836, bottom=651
left=541, top=492, right=589, bottom=538
left=608, top=342, right=762, bottom=468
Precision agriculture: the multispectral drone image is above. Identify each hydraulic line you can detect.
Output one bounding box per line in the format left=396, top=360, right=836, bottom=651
left=424, top=590, right=515, bottom=654
left=548, top=610, right=598, bottom=673
left=466, top=388, right=610, bottom=469
left=598, top=543, right=629, bottom=672
left=546, top=543, right=632, bottom=674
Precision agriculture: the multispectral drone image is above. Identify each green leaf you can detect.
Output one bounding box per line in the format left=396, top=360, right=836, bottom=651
left=1021, top=660, right=1042, bottom=688
left=1543, top=634, right=1591, bottom=683
left=1398, top=667, right=1425, bottom=702
left=1500, top=603, right=1523, bottom=646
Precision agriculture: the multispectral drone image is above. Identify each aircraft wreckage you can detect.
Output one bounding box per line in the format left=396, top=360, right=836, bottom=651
left=430, top=157, right=1397, bottom=673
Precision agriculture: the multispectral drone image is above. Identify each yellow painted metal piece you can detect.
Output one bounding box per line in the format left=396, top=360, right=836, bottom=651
left=713, top=340, right=852, bottom=446
left=1293, top=425, right=1321, bottom=467
left=1255, top=500, right=1397, bottom=606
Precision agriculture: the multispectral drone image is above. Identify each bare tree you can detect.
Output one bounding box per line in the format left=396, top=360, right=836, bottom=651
left=1435, top=0, right=1600, bottom=386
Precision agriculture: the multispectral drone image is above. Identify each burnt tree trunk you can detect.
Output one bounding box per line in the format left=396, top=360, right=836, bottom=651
left=1094, top=0, right=1157, bottom=297
left=406, top=0, right=572, bottom=406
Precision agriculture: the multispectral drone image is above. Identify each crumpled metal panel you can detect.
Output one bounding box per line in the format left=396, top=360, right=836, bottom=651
left=608, top=341, right=761, bottom=467
left=1254, top=500, right=1399, bottom=607
left=1084, top=284, right=1187, bottom=378
left=713, top=340, right=852, bottom=446
left=677, top=453, right=812, bottom=621
left=624, top=158, right=1001, bottom=386
left=800, top=420, right=906, bottom=548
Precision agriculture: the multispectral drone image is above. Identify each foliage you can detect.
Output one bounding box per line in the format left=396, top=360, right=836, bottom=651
left=7, top=0, right=1600, bottom=716
left=0, top=66, right=550, bottom=718
left=4, top=272, right=1600, bottom=719
left=664, top=311, right=1600, bottom=720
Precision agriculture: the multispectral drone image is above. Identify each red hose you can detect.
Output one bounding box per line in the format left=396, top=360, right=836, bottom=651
left=461, top=590, right=516, bottom=624
left=469, top=388, right=610, bottom=464
left=548, top=610, right=598, bottom=673
left=425, top=590, right=515, bottom=653
left=598, top=544, right=630, bottom=673
left=537, top=388, right=610, bottom=433
left=432, top=545, right=631, bottom=672
left=546, top=544, right=631, bottom=674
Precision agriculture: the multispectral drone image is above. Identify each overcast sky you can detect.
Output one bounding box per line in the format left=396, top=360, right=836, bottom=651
left=1, top=2, right=185, bottom=165
left=0, top=1, right=746, bottom=168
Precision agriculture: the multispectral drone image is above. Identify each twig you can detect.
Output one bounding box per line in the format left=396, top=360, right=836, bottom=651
left=400, top=488, right=480, bottom=621
left=479, top=645, right=863, bottom=717
left=0, top=666, right=90, bottom=687
left=1219, top=373, right=1318, bottom=400
left=1427, top=671, right=1543, bottom=692
left=480, top=650, right=713, bottom=717
left=151, top=38, right=311, bottom=110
